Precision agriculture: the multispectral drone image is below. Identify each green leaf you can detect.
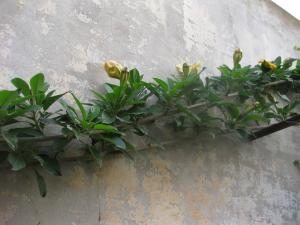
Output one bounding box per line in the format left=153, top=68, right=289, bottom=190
left=218, top=65, right=232, bottom=77
left=129, top=68, right=141, bottom=84
left=45, top=90, right=55, bottom=98
left=34, top=155, right=62, bottom=176
left=88, top=146, right=102, bottom=167
left=176, top=103, right=202, bottom=124
left=34, top=169, right=47, bottom=197
left=93, top=124, right=120, bottom=134
left=143, top=82, right=164, bottom=101
left=116, top=115, right=131, bottom=123
left=60, top=100, right=79, bottom=123
left=276, top=92, right=290, bottom=102
left=102, top=111, right=115, bottom=124
left=0, top=90, right=19, bottom=108
left=102, top=136, right=126, bottom=149
left=70, top=93, right=87, bottom=120
left=43, top=92, right=67, bottom=110
left=153, top=78, right=168, bottom=92
left=103, top=84, right=115, bottom=93
left=11, top=77, right=30, bottom=96
left=240, top=113, right=265, bottom=123
left=8, top=152, right=26, bottom=171
left=236, top=129, right=250, bottom=139
left=87, top=105, right=100, bottom=121
left=30, top=73, right=45, bottom=93
left=274, top=56, right=281, bottom=66
left=29, top=73, right=45, bottom=104
left=118, top=148, right=134, bottom=160
left=226, top=104, right=240, bottom=119
left=133, top=125, right=148, bottom=136
left=110, top=137, right=126, bottom=149
left=61, top=127, right=74, bottom=137
left=1, top=129, right=18, bottom=150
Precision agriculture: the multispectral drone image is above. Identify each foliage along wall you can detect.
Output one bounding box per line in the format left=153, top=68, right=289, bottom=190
left=1, top=49, right=300, bottom=196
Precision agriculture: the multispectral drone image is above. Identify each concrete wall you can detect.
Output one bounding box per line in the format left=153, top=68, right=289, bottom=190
left=0, top=0, right=300, bottom=224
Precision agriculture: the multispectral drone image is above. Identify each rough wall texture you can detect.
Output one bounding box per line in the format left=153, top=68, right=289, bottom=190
left=0, top=0, right=300, bottom=224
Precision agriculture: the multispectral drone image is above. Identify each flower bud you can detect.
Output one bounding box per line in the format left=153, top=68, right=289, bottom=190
left=190, top=63, right=201, bottom=74
left=176, top=62, right=201, bottom=78
left=176, top=64, right=183, bottom=74
left=103, top=60, right=124, bottom=79
left=182, top=63, right=190, bottom=77
left=259, top=60, right=277, bottom=71
left=233, top=48, right=243, bottom=68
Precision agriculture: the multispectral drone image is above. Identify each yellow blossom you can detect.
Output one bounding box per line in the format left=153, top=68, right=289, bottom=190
left=176, top=64, right=183, bottom=74
left=259, top=59, right=277, bottom=71
left=176, top=63, right=201, bottom=77
left=103, top=60, right=124, bottom=79
left=190, top=63, right=202, bottom=74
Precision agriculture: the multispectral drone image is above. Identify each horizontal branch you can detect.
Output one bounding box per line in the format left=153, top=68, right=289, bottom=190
left=249, top=114, right=300, bottom=140
left=227, top=80, right=288, bottom=97
left=0, top=79, right=291, bottom=144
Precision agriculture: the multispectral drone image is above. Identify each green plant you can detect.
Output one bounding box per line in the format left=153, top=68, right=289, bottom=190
left=0, top=90, right=32, bottom=126
left=0, top=74, right=66, bottom=196
left=1, top=49, right=300, bottom=197
left=92, top=68, right=150, bottom=125
left=11, top=73, right=66, bottom=132
left=59, top=93, right=130, bottom=165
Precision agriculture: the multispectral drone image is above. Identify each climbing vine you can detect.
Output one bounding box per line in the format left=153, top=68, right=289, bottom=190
left=1, top=49, right=300, bottom=196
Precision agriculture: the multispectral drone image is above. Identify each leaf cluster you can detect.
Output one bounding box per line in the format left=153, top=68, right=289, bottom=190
left=1, top=53, right=300, bottom=196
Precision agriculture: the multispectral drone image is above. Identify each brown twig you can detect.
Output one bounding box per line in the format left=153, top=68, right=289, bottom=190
left=249, top=114, right=300, bottom=140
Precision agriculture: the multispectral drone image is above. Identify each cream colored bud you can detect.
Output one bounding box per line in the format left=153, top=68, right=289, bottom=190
left=103, top=60, right=124, bottom=79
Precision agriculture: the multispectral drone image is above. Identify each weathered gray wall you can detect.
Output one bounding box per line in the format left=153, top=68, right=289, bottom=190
left=0, top=0, right=300, bottom=224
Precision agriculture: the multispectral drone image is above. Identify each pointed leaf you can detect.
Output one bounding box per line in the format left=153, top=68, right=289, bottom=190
left=8, top=152, right=26, bottom=171
left=93, top=124, right=120, bottom=134
left=70, top=93, right=87, bottom=120
left=29, top=73, right=45, bottom=95
left=11, top=77, right=30, bottom=96
left=88, top=146, right=102, bottom=167
left=153, top=78, right=168, bottom=92
left=34, top=155, right=62, bottom=176
left=1, top=129, right=18, bottom=150
left=34, top=169, right=47, bottom=197
left=101, top=111, right=115, bottom=124
left=43, top=92, right=67, bottom=110
left=110, top=137, right=126, bottom=149
left=0, top=90, right=18, bottom=108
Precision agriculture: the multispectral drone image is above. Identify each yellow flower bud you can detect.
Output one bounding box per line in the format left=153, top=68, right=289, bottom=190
left=176, top=64, right=183, bottom=74
left=259, top=59, right=277, bottom=71
left=103, top=60, right=124, bottom=79
left=190, top=63, right=202, bottom=74
left=233, top=48, right=243, bottom=68
left=176, top=63, right=201, bottom=77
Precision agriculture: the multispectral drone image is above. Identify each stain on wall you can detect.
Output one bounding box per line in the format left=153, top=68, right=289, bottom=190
left=0, top=0, right=300, bottom=224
